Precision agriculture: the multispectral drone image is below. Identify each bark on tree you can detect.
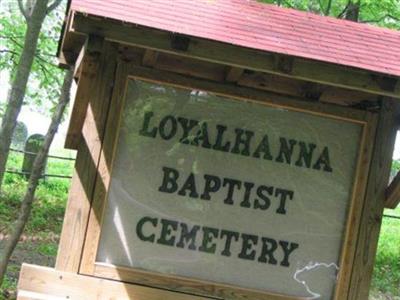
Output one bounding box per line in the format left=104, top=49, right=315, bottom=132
left=0, top=68, right=74, bottom=285
left=345, top=1, right=360, bottom=21
left=0, top=0, right=54, bottom=192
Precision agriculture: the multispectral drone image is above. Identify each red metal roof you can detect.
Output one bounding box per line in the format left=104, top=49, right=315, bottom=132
left=70, top=0, right=400, bottom=77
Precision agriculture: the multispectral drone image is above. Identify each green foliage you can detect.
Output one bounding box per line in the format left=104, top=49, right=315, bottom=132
left=371, top=207, right=400, bottom=296
left=0, top=151, right=72, bottom=233
left=258, top=0, right=400, bottom=29
left=392, top=159, right=400, bottom=173
left=0, top=1, right=67, bottom=115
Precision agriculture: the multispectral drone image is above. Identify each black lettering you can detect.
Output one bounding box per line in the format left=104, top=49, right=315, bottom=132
left=199, top=227, right=219, bottom=254
left=136, top=216, right=158, bottom=242
left=276, top=138, right=297, bottom=164
left=258, top=237, right=278, bottom=265
left=240, top=182, right=254, bottom=208
left=253, top=135, right=273, bottom=160
left=295, top=142, right=316, bottom=168
left=313, top=146, right=333, bottom=173
left=279, top=241, right=299, bottom=267
left=177, top=117, right=198, bottom=144
left=220, top=230, right=239, bottom=257
left=254, top=185, right=273, bottom=210
left=176, top=223, right=200, bottom=250
left=212, top=124, right=231, bottom=152
left=158, top=167, right=179, bottom=194
left=191, top=122, right=212, bottom=148
left=157, top=219, right=178, bottom=246
left=139, top=111, right=157, bottom=138
left=238, top=234, right=258, bottom=261
left=222, top=178, right=242, bottom=205
left=178, top=173, right=199, bottom=198
left=275, top=188, right=294, bottom=215
left=201, top=175, right=221, bottom=200
left=231, top=128, right=254, bottom=156
left=159, top=115, right=177, bottom=140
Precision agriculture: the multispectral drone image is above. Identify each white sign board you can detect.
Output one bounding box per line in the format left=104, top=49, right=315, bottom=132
left=97, top=79, right=363, bottom=299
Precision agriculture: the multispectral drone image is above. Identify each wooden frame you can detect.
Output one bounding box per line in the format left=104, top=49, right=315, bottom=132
left=68, top=12, right=400, bottom=99
left=71, top=55, right=379, bottom=300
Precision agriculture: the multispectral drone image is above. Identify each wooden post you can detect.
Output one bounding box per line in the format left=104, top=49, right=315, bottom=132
left=55, top=40, right=118, bottom=272
left=349, top=99, right=400, bottom=299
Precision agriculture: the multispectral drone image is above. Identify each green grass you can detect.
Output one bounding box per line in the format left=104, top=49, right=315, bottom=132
left=0, top=151, right=73, bottom=234
left=0, top=150, right=74, bottom=299
left=371, top=207, right=400, bottom=297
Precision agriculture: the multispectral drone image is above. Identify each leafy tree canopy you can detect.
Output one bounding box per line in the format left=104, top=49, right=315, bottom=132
left=259, top=0, right=400, bottom=29
left=0, top=1, right=66, bottom=116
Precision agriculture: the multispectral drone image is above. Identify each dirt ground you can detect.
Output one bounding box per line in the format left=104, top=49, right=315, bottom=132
left=0, top=236, right=58, bottom=300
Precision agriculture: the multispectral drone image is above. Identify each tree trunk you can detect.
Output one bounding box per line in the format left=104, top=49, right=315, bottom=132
left=0, top=0, right=49, bottom=192
left=0, top=68, right=74, bottom=285
left=345, top=2, right=360, bottom=21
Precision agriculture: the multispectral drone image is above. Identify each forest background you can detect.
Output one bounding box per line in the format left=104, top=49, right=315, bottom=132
left=0, top=0, right=399, bottom=299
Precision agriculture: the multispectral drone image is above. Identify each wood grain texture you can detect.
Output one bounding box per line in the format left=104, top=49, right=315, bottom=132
left=348, top=99, right=400, bottom=300
left=92, top=263, right=310, bottom=300
left=70, top=13, right=400, bottom=98
left=65, top=35, right=104, bottom=149
left=79, top=58, right=130, bottom=275
left=225, top=67, right=244, bottom=82
left=142, top=49, right=159, bottom=67
left=125, top=65, right=370, bottom=122
left=55, top=41, right=118, bottom=272
left=334, top=113, right=378, bottom=299
left=17, top=264, right=213, bottom=300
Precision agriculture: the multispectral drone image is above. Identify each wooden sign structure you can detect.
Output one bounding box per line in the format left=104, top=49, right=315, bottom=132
left=17, top=1, right=400, bottom=299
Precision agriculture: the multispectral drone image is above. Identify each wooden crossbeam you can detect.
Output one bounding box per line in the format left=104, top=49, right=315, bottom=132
left=225, top=67, right=244, bottom=83
left=17, top=264, right=211, bottom=300
left=386, top=171, right=400, bottom=209
left=69, top=13, right=400, bottom=98
left=142, top=49, right=159, bottom=67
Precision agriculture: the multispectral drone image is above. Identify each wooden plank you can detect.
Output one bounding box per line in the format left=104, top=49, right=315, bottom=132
left=69, top=13, right=400, bottom=98
left=55, top=42, right=118, bottom=272
left=131, top=46, right=380, bottom=108
left=334, top=112, right=378, bottom=299
left=66, top=45, right=380, bottom=144
left=92, top=263, right=306, bottom=300
left=73, top=45, right=85, bottom=80
left=385, top=171, right=400, bottom=209
left=65, top=35, right=105, bottom=149
left=125, top=64, right=370, bottom=122
left=17, top=264, right=213, bottom=300
left=58, top=10, right=86, bottom=68
left=155, top=52, right=226, bottom=82
left=225, top=67, right=244, bottom=82
left=238, top=72, right=380, bottom=107
left=348, top=99, right=400, bottom=300
left=142, top=49, right=159, bottom=67
left=79, top=58, right=130, bottom=275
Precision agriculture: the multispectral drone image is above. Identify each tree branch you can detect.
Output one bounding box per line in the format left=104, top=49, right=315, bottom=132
left=17, top=0, right=30, bottom=22
left=361, top=14, right=400, bottom=24
left=0, top=49, right=19, bottom=56
left=325, top=0, right=333, bottom=16
left=47, top=0, right=63, bottom=14
left=337, top=0, right=352, bottom=18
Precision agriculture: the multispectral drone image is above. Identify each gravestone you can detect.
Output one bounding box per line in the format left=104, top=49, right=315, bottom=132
left=22, top=134, right=46, bottom=178
left=11, top=122, right=28, bottom=150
